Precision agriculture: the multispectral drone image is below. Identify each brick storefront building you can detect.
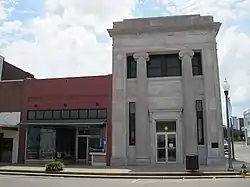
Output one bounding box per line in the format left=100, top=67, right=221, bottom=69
left=18, top=75, right=112, bottom=166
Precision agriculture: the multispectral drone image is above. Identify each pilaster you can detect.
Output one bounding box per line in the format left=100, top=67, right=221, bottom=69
left=110, top=52, right=127, bottom=166
left=202, top=46, right=224, bottom=164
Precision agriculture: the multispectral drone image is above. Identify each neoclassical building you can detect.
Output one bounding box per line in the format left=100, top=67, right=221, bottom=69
left=108, top=15, right=225, bottom=166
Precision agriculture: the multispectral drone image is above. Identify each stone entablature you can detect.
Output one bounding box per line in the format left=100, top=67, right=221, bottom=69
left=108, top=15, right=221, bottom=37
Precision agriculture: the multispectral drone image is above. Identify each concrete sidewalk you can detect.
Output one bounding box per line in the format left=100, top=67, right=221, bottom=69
left=0, top=162, right=245, bottom=176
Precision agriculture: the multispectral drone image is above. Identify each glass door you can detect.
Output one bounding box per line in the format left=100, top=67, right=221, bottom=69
left=156, top=133, right=177, bottom=163
left=156, top=133, right=166, bottom=163
left=167, top=133, right=177, bottom=163
left=77, top=136, right=88, bottom=163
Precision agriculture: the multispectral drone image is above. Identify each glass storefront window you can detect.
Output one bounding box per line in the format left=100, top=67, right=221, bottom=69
left=26, top=127, right=56, bottom=160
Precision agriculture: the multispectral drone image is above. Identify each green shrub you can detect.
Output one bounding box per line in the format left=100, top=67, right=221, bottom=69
left=45, top=161, right=64, bottom=172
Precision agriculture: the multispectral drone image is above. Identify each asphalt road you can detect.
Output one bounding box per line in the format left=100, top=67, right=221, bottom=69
left=0, top=175, right=249, bottom=187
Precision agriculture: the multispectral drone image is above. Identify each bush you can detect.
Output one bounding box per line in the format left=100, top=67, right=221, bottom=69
left=45, top=161, right=64, bottom=172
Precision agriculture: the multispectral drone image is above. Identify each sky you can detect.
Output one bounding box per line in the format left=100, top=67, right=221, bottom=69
left=0, top=0, right=250, bottom=121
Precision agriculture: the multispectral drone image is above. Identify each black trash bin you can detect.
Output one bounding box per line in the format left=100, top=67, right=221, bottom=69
left=186, top=155, right=199, bottom=171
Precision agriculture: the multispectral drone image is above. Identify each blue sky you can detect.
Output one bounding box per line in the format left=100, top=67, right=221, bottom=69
left=0, top=0, right=250, bottom=118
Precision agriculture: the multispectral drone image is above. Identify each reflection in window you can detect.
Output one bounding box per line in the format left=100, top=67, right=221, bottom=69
left=79, top=110, right=88, bottom=119
left=192, top=52, right=203, bottom=76
left=61, top=110, right=70, bottom=119
left=70, top=110, right=79, bottom=119
left=156, top=121, right=176, bottom=132
left=44, top=111, right=52, bottom=119
left=88, top=109, right=98, bottom=119
left=98, top=109, right=107, bottom=119
left=127, top=56, right=137, bottom=78
left=36, top=111, right=44, bottom=119
left=27, top=111, right=36, bottom=120
left=129, top=102, right=136, bottom=146
left=26, top=127, right=56, bottom=160
left=196, top=100, right=205, bottom=145
left=53, top=110, right=61, bottom=119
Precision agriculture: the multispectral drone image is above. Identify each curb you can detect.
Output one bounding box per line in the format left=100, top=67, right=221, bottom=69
left=0, top=169, right=240, bottom=176
left=0, top=171, right=245, bottom=179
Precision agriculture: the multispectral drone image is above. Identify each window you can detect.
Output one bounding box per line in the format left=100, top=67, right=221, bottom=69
left=156, top=121, right=176, bottom=132
left=61, top=110, right=70, bottom=119
left=44, top=111, right=53, bottom=119
left=26, top=127, right=56, bottom=160
left=147, top=54, right=181, bottom=78
left=98, top=109, right=107, bottom=119
left=36, top=111, right=44, bottom=120
left=165, top=54, right=182, bottom=76
left=53, top=110, right=61, bottom=119
left=128, top=102, right=136, bottom=146
left=27, top=111, right=36, bottom=120
left=70, top=110, right=79, bottom=119
left=147, top=55, right=163, bottom=77
left=127, top=56, right=137, bottom=78
left=88, top=109, right=98, bottom=119
left=196, top=100, right=205, bottom=145
left=79, top=109, right=88, bottom=119
left=192, top=52, right=203, bottom=76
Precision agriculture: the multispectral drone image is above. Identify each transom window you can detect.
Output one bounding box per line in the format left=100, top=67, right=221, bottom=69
left=27, top=108, right=108, bottom=120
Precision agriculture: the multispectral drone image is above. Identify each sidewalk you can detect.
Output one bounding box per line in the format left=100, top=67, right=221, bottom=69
left=0, top=161, right=246, bottom=179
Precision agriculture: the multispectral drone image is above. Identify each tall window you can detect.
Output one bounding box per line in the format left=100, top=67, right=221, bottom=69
left=127, top=56, right=137, bottom=78
left=192, top=52, right=203, bottom=76
left=196, top=100, right=205, bottom=145
left=128, top=102, right=136, bottom=146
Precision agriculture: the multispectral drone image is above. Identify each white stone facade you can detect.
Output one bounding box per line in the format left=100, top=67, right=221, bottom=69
left=108, top=15, right=225, bottom=166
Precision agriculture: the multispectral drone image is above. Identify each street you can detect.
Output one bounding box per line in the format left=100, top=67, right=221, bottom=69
left=0, top=175, right=249, bottom=187
left=235, top=142, right=250, bottom=163
left=0, top=142, right=249, bottom=186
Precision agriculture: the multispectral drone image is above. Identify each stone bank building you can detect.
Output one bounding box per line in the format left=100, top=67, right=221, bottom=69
left=108, top=15, right=224, bottom=166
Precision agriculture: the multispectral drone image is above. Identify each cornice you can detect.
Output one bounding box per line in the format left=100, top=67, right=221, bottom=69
left=107, top=22, right=221, bottom=37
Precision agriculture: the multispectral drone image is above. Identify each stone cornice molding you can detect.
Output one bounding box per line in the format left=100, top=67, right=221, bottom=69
left=179, top=49, right=194, bottom=59
left=133, top=52, right=149, bottom=62
left=108, top=22, right=221, bottom=37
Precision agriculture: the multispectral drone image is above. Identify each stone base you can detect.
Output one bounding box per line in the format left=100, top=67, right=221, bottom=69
left=110, top=156, right=126, bottom=166
left=207, top=157, right=226, bottom=165
left=135, top=157, right=151, bottom=166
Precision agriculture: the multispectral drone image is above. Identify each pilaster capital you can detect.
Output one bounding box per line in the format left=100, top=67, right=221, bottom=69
left=179, top=49, right=194, bottom=59
left=133, top=52, right=149, bottom=62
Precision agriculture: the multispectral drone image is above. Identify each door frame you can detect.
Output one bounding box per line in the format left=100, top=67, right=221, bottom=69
left=155, top=132, right=177, bottom=164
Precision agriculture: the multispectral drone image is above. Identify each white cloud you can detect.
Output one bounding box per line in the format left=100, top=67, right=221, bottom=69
left=0, top=1, right=7, bottom=20
left=0, top=0, right=137, bottom=78
left=218, top=27, right=250, bottom=118
left=158, top=0, right=250, bottom=22
left=44, top=0, right=137, bottom=33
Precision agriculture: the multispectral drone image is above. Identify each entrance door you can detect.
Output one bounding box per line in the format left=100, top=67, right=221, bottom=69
left=2, top=138, right=13, bottom=163
left=77, top=136, right=88, bottom=163
left=156, top=133, right=177, bottom=163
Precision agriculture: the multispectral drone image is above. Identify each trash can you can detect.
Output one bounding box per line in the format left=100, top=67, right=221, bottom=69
left=186, top=155, right=199, bottom=171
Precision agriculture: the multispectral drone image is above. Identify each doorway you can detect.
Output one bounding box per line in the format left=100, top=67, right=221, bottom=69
left=77, top=136, right=88, bottom=163
left=156, top=132, right=177, bottom=163
left=1, top=138, right=13, bottom=163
